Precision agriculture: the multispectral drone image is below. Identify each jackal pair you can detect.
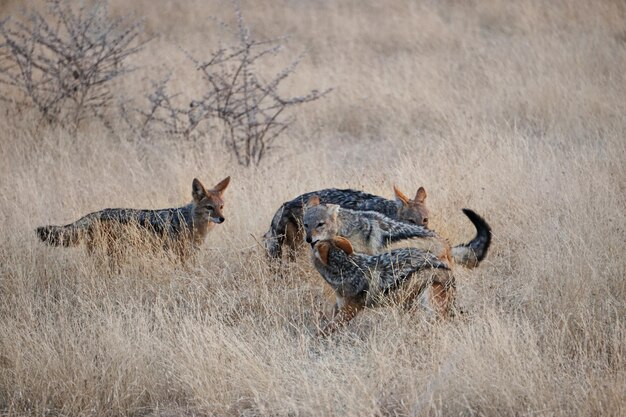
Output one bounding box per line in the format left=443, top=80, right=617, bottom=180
left=263, top=185, right=491, bottom=334
left=36, top=177, right=231, bottom=259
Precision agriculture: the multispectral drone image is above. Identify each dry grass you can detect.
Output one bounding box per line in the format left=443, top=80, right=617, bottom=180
left=1, top=0, right=625, bottom=415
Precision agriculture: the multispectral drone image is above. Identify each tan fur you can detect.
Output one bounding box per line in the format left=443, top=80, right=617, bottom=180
left=393, top=185, right=411, bottom=205
left=415, top=186, right=427, bottom=203
left=389, top=235, right=452, bottom=263
left=387, top=268, right=455, bottom=315
left=320, top=297, right=364, bottom=336
left=284, top=221, right=303, bottom=260
left=306, top=195, right=321, bottom=207
left=332, top=236, right=354, bottom=255
left=314, top=241, right=331, bottom=266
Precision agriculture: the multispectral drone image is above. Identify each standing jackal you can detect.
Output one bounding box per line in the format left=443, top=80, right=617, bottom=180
left=302, top=195, right=436, bottom=254
left=36, top=177, right=230, bottom=257
left=312, top=236, right=455, bottom=335
left=263, top=185, right=430, bottom=259
left=304, top=197, right=492, bottom=269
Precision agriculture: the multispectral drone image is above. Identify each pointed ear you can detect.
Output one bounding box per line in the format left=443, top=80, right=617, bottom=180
left=212, top=176, right=231, bottom=196
left=393, top=185, right=410, bottom=206
left=315, top=242, right=330, bottom=266
left=327, top=204, right=340, bottom=220
left=305, top=195, right=321, bottom=209
left=333, top=236, right=354, bottom=255
left=414, top=186, right=427, bottom=203
left=192, top=178, right=207, bottom=202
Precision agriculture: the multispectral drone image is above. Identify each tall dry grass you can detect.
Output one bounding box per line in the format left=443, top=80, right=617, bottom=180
left=1, top=0, right=625, bottom=415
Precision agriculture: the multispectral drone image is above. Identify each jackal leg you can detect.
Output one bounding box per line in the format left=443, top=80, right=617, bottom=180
left=429, top=270, right=456, bottom=318
left=284, top=220, right=304, bottom=261
left=318, top=296, right=364, bottom=336
left=392, top=269, right=456, bottom=318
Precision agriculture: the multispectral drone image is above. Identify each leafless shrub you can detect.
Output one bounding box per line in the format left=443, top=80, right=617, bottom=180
left=122, top=72, right=206, bottom=140
left=0, top=0, right=145, bottom=131
left=133, top=9, right=330, bottom=167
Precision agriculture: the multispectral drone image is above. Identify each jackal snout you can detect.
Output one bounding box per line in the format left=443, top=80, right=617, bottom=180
left=305, top=228, right=322, bottom=246
left=303, top=196, right=340, bottom=247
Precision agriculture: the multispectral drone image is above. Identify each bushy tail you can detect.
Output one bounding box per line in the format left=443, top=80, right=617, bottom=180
left=451, top=209, right=492, bottom=268
left=36, top=224, right=84, bottom=247
left=36, top=213, right=98, bottom=247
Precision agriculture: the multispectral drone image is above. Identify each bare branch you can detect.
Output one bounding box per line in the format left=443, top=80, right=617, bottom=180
left=0, top=0, right=145, bottom=132
left=130, top=4, right=329, bottom=166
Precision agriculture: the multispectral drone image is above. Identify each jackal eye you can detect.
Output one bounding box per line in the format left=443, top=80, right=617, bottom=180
left=207, top=205, right=214, bottom=211
left=220, top=205, right=224, bottom=210
left=317, top=222, right=325, bottom=228
left=423, top=218, right=429, bottom=223
left=303, top=223, right=309, bottom=228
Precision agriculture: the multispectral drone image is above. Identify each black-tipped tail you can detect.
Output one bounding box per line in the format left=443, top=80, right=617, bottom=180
left=451, top=209, right=492, bottom=268
left=36, top=225, right=80, bottom=247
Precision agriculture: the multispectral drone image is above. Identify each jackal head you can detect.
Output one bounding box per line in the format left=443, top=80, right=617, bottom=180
left=303, top=196, right=341, bottom=247
left=192, top=176, right=231, bottom=224
left=393, top=185, right=430, bottom=228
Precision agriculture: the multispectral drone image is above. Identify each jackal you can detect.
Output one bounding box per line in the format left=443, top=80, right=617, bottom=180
left=302, top=195, right=435, bottom=254
left=263, top=185, right=429, bottom=259
left=312, top=236, right=455, bottom=335
left=36, top=177, right=230, bottom=257
left=304, top=197, right=492, bottom=269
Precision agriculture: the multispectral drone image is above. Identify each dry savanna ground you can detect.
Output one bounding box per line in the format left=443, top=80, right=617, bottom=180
left=0, top=0, right=625, bottom=416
